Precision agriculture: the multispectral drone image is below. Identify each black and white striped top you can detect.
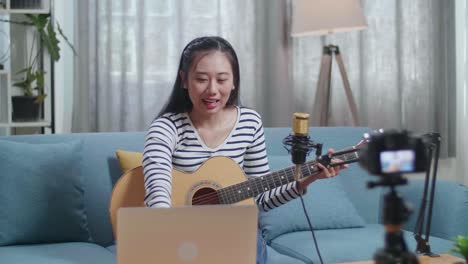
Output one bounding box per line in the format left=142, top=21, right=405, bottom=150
left=143, top=106, right=300, bottom=211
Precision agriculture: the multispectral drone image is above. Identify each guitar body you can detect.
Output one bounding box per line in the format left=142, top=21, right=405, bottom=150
left=172, top=156, right=255, bottom=206
left=109, top=156, right=254, bottom=237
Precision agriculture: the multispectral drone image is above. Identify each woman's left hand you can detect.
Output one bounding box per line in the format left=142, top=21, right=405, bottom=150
left=296, top=148, right=348, bottom=194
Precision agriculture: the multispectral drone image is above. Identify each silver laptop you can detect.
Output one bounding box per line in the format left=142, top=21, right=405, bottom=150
left=116, top=205, right=258, bottom=264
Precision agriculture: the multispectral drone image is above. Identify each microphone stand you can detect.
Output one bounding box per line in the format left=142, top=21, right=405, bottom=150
left=413, top=132, right=441, bottom=257
left=283, top=112, right=325, bottom=264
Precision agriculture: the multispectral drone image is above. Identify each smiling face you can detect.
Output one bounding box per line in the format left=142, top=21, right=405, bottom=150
left=183, top=51, right=235, bottom=117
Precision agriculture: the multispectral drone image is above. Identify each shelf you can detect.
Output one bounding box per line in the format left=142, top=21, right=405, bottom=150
left=0, top=8, right=49, bottom=14
left=0, top=121, right=50, bottom=128
left=0, top=0, right=50, bottom=14
left=0, top=0, right=53, bottom=136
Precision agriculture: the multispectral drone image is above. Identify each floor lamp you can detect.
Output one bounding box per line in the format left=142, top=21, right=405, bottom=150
left=291, top=0, right=367, bottom=126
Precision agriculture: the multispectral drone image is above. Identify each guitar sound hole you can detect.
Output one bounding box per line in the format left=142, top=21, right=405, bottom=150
left=192, top=188, right=220, bottom=205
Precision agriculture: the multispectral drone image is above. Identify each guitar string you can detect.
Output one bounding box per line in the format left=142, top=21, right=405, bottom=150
left=190, top=152, right=357, bottom=205
left=191, top=163, right=311, bottom=205
left=191, top=173, right=294, bottom=205
left=220, top=166, right=295, bottom=204
left=190, top=152, right=358, bottom=205
left=192, top=162, right=320, bottom=205
left=193, top=153, right=358, bottom=205
left=191, top=169, right=296, bottom=205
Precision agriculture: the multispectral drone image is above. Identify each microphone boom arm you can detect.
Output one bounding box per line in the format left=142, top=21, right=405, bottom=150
left=413, top=132, right=441, bottom=257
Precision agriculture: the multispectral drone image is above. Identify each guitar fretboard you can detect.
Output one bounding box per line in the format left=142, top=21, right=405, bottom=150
left=217, top=148, right=359, bottom=204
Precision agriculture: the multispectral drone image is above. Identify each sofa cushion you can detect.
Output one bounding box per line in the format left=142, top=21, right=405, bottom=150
left=0, top=242, right=115, bottom=264
left=0, top=140, right=91, bottom=246
left=105, top=244, right=307, bottom=264
left=269, top=224, right=455, bottom=264
left=115, top=149, right=143, bottom=173
left=107, top=245, right=304, bottom=264
left=260, top=155, right=366, bottom=241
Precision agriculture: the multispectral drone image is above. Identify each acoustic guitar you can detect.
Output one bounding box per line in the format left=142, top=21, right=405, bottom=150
left=109, top=138, right=368, bottom=236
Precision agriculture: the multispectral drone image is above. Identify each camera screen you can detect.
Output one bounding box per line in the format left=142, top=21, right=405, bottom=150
left=379, top=150, right=415, bottom=173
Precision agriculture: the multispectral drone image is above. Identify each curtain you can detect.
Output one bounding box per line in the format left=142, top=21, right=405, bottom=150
left=74, top=0, right=456, bottom=156
left=73, top=0, right=290, bottom=132
left=291, top=0, right=456, bottom=157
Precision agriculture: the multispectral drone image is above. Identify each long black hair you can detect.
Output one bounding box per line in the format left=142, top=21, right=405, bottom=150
left=158, top=36, right=241, bottom=117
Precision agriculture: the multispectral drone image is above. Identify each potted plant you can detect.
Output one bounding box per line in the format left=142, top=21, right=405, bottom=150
left=1, top=14, right=75, bottom=121
left=450, top=235, right=468, bottom=263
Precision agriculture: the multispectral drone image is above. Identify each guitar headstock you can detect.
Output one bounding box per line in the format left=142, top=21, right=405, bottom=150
left=314, top=129, right=385, bottom=169
left=355, top=128, right=385, bottom=149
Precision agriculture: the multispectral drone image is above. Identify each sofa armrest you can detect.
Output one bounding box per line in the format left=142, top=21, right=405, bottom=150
left=399, top=179, right=468, bottom=241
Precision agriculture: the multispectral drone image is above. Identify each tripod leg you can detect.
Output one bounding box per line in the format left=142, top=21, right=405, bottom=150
left=314, top=49, right=332, bottom=126
left=334, top=52, right=360, bottom=126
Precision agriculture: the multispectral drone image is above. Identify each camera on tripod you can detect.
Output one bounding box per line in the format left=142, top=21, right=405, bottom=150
left=357, top=129, right=431, bottom=264
left=358, top=129, right=429, bottom=177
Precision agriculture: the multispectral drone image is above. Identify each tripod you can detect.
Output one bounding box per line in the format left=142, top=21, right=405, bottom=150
left=368, top=175, right=419, bottom=264
left=313, top=44, right=359, bottom=126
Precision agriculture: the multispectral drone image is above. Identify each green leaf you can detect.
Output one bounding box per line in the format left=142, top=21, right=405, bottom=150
left=34, top=71, right=45, bottom=92
left=15, top=67, right=32, bottom=75
left=13, top=67, right=35, bottom=96
left=56, top=21, right=77, bottom=56
left=34, top=94, right=47, bottom=104
left=12, top=79, right=29, bottom=89
left=26, top=68, right=35, bottom=80
left=13, top=79, right=34, bottom=96
left=26, top=14, right=60, bottom=62
left=451, top=235, right=468, bottom=259
left=0, top=17, right=34, bottom=26
left=12, top=68, right=48, bottom=98
left=25, top=14, right=49, bottom=30
left=42, top=20, right=61, bottom=61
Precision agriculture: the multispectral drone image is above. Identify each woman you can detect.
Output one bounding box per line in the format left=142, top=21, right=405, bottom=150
left=142, top=36, right=347, bottom=264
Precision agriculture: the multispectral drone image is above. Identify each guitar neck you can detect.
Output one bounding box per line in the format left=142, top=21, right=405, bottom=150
left=217, top=147, right=360, bottom=204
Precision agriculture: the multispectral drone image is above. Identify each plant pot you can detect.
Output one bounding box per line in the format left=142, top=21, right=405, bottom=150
left=12, top=96, right=42, bottom=121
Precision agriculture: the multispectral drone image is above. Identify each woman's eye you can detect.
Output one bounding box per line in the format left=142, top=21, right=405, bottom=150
left=218, top=79, right=227, bottom=83
left=196, top=78, right=208, bottom=82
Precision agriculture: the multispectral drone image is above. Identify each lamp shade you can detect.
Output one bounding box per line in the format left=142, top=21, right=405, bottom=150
left=291, top=0, right=367, bottom=37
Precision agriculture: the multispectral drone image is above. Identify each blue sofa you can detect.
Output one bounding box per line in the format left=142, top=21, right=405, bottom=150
left=0, top=127, right=466, bottom=264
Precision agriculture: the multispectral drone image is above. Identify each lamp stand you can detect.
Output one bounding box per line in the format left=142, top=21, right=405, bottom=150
left=313, top=44, right=359, bottom=126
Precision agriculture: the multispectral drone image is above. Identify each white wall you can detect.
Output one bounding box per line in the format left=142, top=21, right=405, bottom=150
left=456, top=0, right=468, bottom=185
left=53, top=0, right=75, bottom=134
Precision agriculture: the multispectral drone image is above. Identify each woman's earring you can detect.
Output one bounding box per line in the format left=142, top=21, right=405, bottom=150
left=232, top=86, right=235, bottom=90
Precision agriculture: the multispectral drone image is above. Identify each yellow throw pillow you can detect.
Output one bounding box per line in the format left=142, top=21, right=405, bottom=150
left=115, top=149, right=143, bottom=173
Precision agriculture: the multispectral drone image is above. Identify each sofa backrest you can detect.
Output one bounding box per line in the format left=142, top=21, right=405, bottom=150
left=263, top=127, right=382, bottom=224
left=1, top=132, right=146, bottom=247
left=1, top=127, right=381, bottom=247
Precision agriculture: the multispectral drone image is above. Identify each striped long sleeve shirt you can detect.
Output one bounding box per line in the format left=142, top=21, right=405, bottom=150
left=142, top=106, right=301, bottom=211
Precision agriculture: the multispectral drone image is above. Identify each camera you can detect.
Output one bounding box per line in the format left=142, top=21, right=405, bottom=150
left=358, top=129, right=429, bottom=176
left=358, top=129, right=431, bottom=264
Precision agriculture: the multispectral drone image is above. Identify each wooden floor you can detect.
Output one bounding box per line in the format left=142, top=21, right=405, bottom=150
left=338, top=254, right=465, bottom=264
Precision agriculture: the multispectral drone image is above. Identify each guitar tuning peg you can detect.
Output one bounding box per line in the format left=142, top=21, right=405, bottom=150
left=363, top=133, right=371, bottom=140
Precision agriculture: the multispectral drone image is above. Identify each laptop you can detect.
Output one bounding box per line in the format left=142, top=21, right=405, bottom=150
left=116, top=205, right=259, bottom=264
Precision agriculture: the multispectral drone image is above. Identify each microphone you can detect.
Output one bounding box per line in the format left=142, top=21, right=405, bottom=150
left=283, top=113, right=323, bottom=181
left=292, top=113, right=311, bottom=165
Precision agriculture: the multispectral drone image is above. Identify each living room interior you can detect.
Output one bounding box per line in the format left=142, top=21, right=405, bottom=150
left=0, top=0, right=467, bottom=264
